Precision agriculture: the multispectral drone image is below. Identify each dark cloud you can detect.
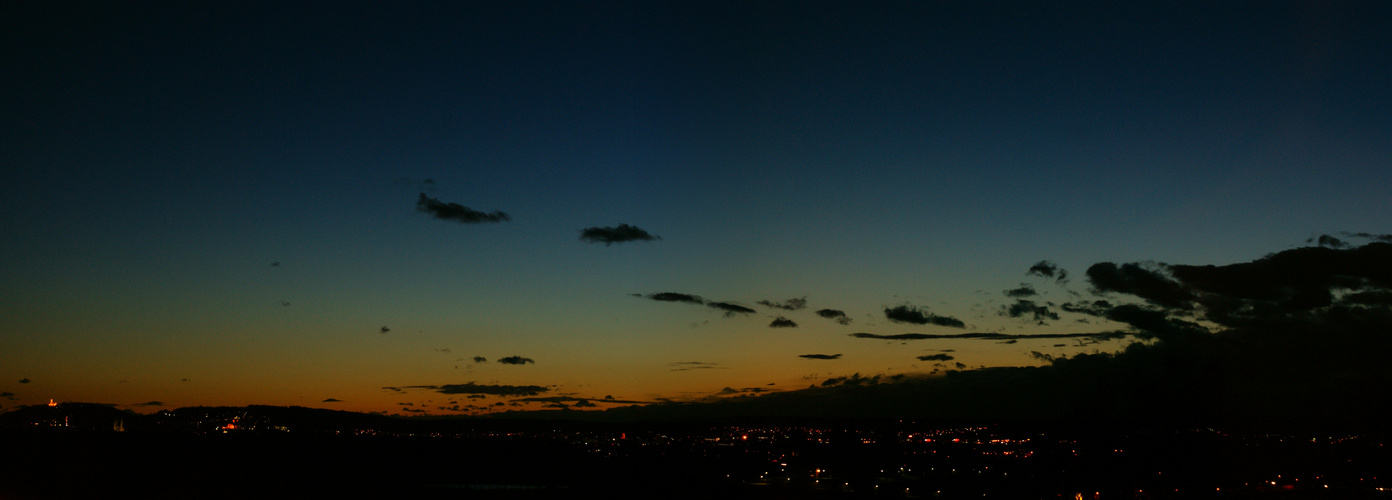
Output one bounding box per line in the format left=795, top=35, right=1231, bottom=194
left=1060, top=300, right=1113, bottom=316
left=321, top=398, right=342, bottom=403
left=798, top=354, right=842, bottom=360
left=430, top=382, right=550, bottom=396
left=578, top=224, right=660, bottom=245
left=707, top=301, right=755, bottom=316
left=379, top=326, right=390, bottom=334
left=381, top=387, right=402, bottom=392
left=0, top=392, right=14, bottom=400
left=1027, top=261, right=1068, bottom=282
left=416, top=193, right=510, bottom=223
left=513, top=395, right=647, bottom=405
left=849, top=331, right=1130, bottom=341
left=1002, top=299, right=1060, bottom=323
left=132, top=401, right=163, bottom=407
left=472, top=356, right=488, bottom=363
left=601, top=243, right=1392, bottom=425
left=496, top=356, right=534, bottom=365
left=815, top=308, right=852, bottom=325
left=1004, top=284, right=1037, bottom=298
left=1340, top=231, right=1392, bottom=243
left=1313, top=234, right=1349, bottom=248
left=769, top=316, right=798, bottom=328
left=821, top=373, right=883, bottom=387
left=644, top=292, right=705, bottom=304
left=669, top=361, right=720, bottom=371
left=18, top=378, right=29, bottom=384
left=1086, top=262, right=1193, bottom=309
left=917, top=354, right=955, bottom=361
left=758, top=297, right=807, bottom=311
left=884, top=305, right=965, bottom=328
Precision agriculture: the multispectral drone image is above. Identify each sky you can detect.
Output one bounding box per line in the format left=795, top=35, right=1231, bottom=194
left=3, top=1, right=1390, bottom=419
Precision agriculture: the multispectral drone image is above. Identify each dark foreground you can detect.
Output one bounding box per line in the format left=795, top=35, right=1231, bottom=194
left=4, top=421, right=1390, bottom=500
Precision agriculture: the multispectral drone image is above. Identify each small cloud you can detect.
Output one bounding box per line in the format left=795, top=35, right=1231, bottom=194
left=380, top=326, right=390, bottom=334
left=416, top=193, right=510, bottom=223
left=815, top=308, right=852, bottom=325
left=382, top=387, right=403, bottom=392
left=769, top=316, right=798, bottom=328
left=708, top=302, right=755, bottom=316
left=180, top=378, right=190, bottom=382
left=573, top=399, right=597, bottom=408
left=1027, top=261, right=1069, bottom=282
left=758, top=297, right=807, bottom=311
left=322, top=398, right=343, bottom=403
left=18, top=378, right=30, bottom=384
left=798, top=354, right=842, bottom=360
left=644, top=292, right=705, bottom=304
left=1002, top=299, right=1061, bottom=323
left=884, top=304, right=965, bottom=328
left=579, top=224, right=661, bottom=245
left=669, top=361, right=720, bottom=371
left=132, top=401, right=163, bottom=407
left=1004, top=284, right=1037, bottom=298
left=270, top=262, right=280, bottom=267
left=496, top=356, right=534, bottom=365
left=472, top=356, right=488, bottom=363
left=1313, top=234, right=1349, bottom=248
left=917, top=354, right=955, bottom=361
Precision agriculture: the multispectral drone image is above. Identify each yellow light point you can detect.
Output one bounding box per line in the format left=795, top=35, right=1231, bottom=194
left=47, top=399, right=57, bottom=407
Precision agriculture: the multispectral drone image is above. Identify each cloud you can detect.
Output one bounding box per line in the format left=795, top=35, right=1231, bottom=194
left=0, top=392, right=14, bottom=400
left=707, top=301, right=755, bottom=316
left=884, top=304, right=965, bottom=328
left=132, top=401, right=164, bottom=407
left=1060, top=300, right=1113, bottom=316
left=669, top=361, right=720, bottom=371
left=1085, top=262, right=1193, bottom=309
left=321, top=398, right=342, bottom=403
left=1002, top=299, right=1061, bottom=323
left=815, top=308, right=852, bottom=325
left=849, top=331, right=1130, bottom=341
left=798, top=354, right=842, bottom=360
left=1027, top=261, right=1068, bottom=282
left=769, top=316, right=798, bottom=328
left=416, top=193, right=510, bottom=223
left=758, top=297, right=807, bottom=311
left=496, top=356, right=534, bottom=365
left=18, top=378, right=29, bottom=384
left=597, top=242, right=1392, bottom=425
left=1340, top=231, right=1392, bottom=243
left=916, top=354, right=955, bottom=361
left=379, top=326, right=390, bottom=334
left=427, top=382, right=550, bottom=396
left=1004, top=284, right=1037, bottom=298
left=578, top=224, right=660, bottom=245
left=382, top=387, right=402, bottom=392
left=472, top=356, right=488, bottom=363
left=644, top=292, right=705, bottom=304
left=513, top=395, right=647, bottom=405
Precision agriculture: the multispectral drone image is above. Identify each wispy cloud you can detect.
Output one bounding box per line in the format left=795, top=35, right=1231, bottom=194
left=798, top=354, right=842, bottom=360
left=758, top=297, right=807, bottom=311
left=416, top=193, right=510, bottom=223
left=496, top=356, right=534, bottom=365
left=708, top=301, right=755, bottom=316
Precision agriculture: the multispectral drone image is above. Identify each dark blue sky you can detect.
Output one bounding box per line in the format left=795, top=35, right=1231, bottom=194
left=3, top=1, right=1390, bottom=415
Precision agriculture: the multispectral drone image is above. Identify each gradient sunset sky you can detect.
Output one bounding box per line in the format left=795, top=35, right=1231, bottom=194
left=3, top=1, right=1389, bottom=417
